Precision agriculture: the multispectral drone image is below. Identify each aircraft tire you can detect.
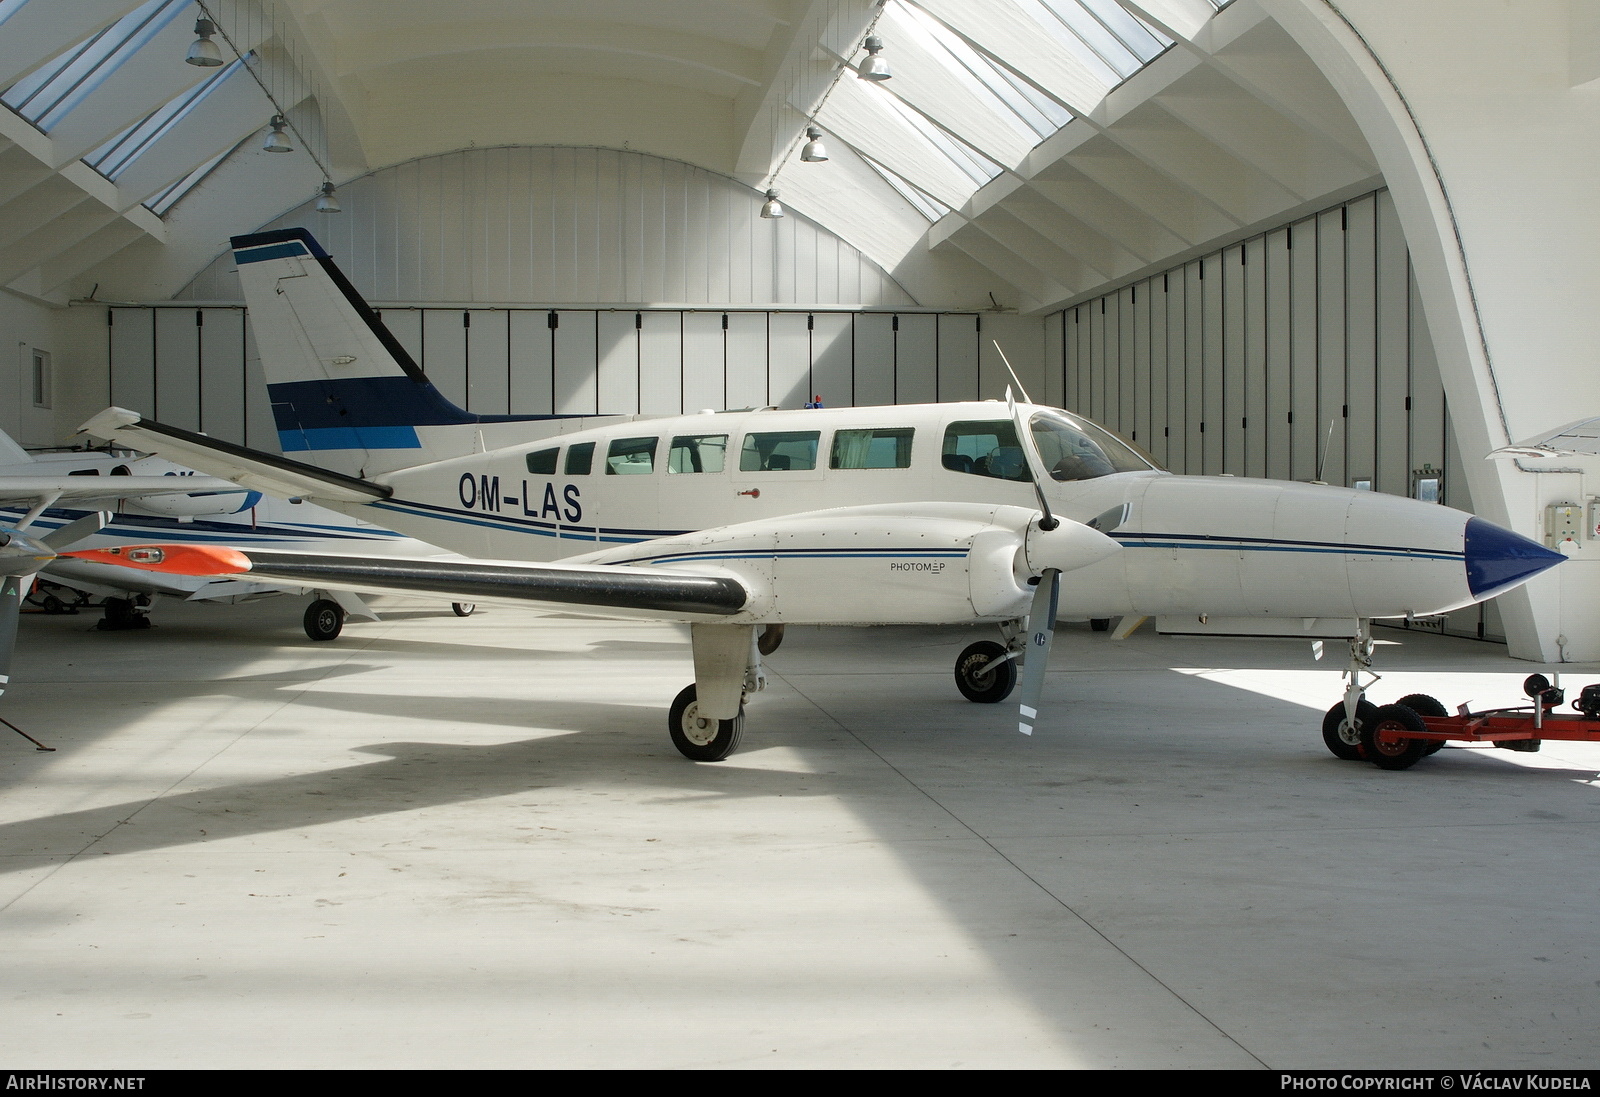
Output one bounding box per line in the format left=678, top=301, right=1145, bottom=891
left=954, top=641, right=1017, bottom=704
left=1089, top=618, right=1111, bottom=632
left=668, top=684, right=743, bottom=762
left=1360, top=703, right=1432, bottom=770
left=1397, top=693, right=1449, bottom=755
left=452, top=602, right=476, bottom=617
left=1321, top=699, right=1377, bottom=761
left=303, top=599, right=345, bottom=642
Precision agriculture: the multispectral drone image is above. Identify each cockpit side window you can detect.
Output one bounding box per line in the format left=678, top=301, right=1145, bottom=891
left=669, top=435, right=728, bottom=473
left=605, top=436, right=658, bottom=475
left=941, top=421, right=1032, bottom=482
left=1029, top=410, right=1154, bottom=481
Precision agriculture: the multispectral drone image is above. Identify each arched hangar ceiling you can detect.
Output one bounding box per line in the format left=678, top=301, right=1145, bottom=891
left=0, top=0, right=1379, bottom=309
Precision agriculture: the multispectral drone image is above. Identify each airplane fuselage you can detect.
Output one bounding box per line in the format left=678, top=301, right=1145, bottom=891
left=339, top=400, right=1509, bottom=628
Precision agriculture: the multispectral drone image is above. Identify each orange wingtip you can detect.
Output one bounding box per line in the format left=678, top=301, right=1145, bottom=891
left=60, top=544, right=251, bottom=576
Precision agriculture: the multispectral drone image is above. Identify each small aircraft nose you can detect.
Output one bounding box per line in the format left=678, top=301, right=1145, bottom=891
left=1464, top=516, right=1565, bottom=598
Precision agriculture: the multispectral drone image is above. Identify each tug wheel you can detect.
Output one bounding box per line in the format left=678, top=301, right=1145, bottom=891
left=1397, top=693, right=1449, bottom=755
left=1361, top=704, right=1432, bottom=770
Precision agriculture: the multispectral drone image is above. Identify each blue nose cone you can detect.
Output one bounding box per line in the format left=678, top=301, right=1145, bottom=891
left=1465, top=516, right=1565, bottom=598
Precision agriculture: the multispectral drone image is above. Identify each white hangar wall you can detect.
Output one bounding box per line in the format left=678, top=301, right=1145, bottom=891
left=176, top=146, right=918, bottom=308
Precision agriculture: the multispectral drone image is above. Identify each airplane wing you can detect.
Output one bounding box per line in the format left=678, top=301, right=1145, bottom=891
left=1489, top=415, right=1600, bottom=459
left=0, top=475, right=244, bottom=506
left=63, top=544, right=748, bottom=619
left=78, top=408, right=389, bottom=505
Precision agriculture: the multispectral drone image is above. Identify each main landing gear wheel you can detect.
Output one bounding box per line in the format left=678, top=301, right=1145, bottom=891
left=954, top=640, right=1017, bottom=704
left=1397, top=693, right=1449, bottom=755
left=303, top=599, right=345, bottom=642
left=452, top=602, right=476, bottom=617
left=1321, top=699, right=1378, bottom=761
left=668, top=684, right=744, bottom=762
left=96, top=597, right=150, bottom=631
left=1360, top=703, right=1432, bottom=770
left=1090, top=618, right=1111, bottom=632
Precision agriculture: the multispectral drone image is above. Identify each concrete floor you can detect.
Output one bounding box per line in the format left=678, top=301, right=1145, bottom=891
left=2, top=596, right=1598, bottom=1069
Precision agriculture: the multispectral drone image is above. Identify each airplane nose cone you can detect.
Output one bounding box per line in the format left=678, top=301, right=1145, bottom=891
left=1465, top=516, right=1565, bottom=598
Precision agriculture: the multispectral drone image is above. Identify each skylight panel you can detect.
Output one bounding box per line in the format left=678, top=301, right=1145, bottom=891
left=858, top=153, right=952, bottom=221
left=1075, top=0, right=1171, bottom=58
left=3, top=0, right=187, bottom=131
left=145, top=138, right=242, bottom=217
left=1020, top=0, right=1139, bottom=81
left=863, top=80, right=1004, bottom=188
left=0, top=0, right=32, bottom=27
left=87, top=54, right=246, bottom=180
left=894, top=0, right=1070, bottom=140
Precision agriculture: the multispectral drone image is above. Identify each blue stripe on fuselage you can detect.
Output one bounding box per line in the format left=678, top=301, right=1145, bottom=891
left=236, top=241, right=310, bottom=264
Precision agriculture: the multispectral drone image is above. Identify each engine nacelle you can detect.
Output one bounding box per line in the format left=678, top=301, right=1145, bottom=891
left=583, top=502, right=1121, bottom=625
left=119, top=487, right=261, bottom=519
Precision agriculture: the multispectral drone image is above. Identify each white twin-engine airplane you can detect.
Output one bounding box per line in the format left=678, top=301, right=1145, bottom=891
left=75, top=228, right=1564, bottom=762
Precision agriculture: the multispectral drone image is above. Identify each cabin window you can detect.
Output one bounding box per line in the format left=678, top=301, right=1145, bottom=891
left=605, top=436, right=658, bottom=475
left=739, top=430, right=818, bottom=472
left=669, top=434, right=728, bottom=474
left=831, top=428, right=914, bottom=469
left=941, top=421, right=1031, bottom=482
left=564, top=442, right=594, bottom=475
left=524, top=447, right=559, bottom=475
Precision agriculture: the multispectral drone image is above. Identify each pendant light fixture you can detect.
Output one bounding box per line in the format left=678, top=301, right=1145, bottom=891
left=315, top=181, right=342, bottom=213
left=185, top=18, right=225, bottom=67
left=857, top=35, right=891, bottom=81
left=759, top=189, right=784, bottom=219
left=263, top=115, right=293, bottom=153
left=800, top=126, right=829, bottom=162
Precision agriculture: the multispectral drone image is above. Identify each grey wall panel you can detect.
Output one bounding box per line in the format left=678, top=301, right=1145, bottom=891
left=1148, top=278, right=1169, bottom=468
left=1409, top=270, right=1447, bottom=490
left=853, top=313, right=895, bottom=407
left=810, top=313, right=854, bottom=409
left=725, top=312, right=769, bottom=409
left=1265, top=228, right=1291, bottom=480
left=198, top=308, right=245, bottom=444
left=1289, top=218, right=1319, bottom=480
left=1089, top=295, right=1108, bottom=424
left=896, top=314, right=938, bottom=406
left=1118, top=285, right=1136, bottom=437
left=1243, top=237, right=1267, bottom=478
left=1043, top=310, right=1064, bottom=411
left=1376, top=193, right=1411, bottom=496
left=596, top=311, right=640, bottom=416
left=1184, top=261, right=1203, bottom=474
left=638, top=311, right=683, bottom=415
left=1222, top=245, right=1246, bottom=475
left=937, top=314, right=979, bottom=403
left=380, top=310, right=424, bottom=374
left=109, top=309, right=154, bottom=419
left=466, top=309, right=510, bottom=415
left=1315, top=208, right=1347, bottom=487
left=554, top=311, right=599, bottom=414
left=154, top=308, right=200, bottom=431
left=242, top=319, right=277, bottom=452
left=1166, top=269, right=1188, bottom=471
left=1201, top=254, right=1224, bottom=474
left=508, top=310, right=554, bottom=414
left=1345, top=195, right=1378, bottom=488
left=421, top=309, right=468, bottom=408
left=681, top=311, right=726, bottom=413
left=768, top=312, right=811, bottom=409
left=1132, top=281, right=1151, bottom=452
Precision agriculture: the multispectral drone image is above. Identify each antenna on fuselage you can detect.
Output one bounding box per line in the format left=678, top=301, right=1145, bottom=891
left=992, top=341, right=1033, bottom=404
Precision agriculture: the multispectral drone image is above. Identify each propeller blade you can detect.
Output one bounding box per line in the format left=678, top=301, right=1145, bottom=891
left=1016, top=567, right=1060, bottom=735
left=39, top=510, right=110, bottom=551
left=0, top=575, right=20, bottom=701
left=1086, top=503, right=1130, bottom=533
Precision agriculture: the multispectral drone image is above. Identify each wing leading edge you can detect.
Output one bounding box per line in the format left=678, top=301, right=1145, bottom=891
left=65, top=545, right=747, bottom=618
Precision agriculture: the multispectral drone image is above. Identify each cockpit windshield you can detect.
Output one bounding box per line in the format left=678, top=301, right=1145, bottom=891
left=1029, top=409, right=1157, bottom=482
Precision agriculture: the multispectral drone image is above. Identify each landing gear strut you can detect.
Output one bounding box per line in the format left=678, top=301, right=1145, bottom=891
left=668, top=624, right=765, bottom=761
left=1319, top=621, right=1378, bottom=760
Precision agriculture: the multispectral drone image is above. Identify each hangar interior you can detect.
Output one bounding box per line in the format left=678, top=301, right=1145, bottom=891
left=2, top=0, right=1599, bottom=1070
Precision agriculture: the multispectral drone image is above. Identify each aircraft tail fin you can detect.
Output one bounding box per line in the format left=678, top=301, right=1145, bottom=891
left=0, top=427, right=34, bottom=468
left=231, top=228, right=580, bottom=476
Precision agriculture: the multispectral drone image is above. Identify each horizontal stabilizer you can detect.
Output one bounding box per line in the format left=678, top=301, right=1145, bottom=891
left=78, top=408, right=389, bottom=505
left=0, top=475, right=241, bottom=506
left=63, top=544, right=748, bottom=618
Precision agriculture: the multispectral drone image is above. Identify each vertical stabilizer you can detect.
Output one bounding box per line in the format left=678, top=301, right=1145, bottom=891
left=0, top=429, right=34, bottom=469
left=231, top=228, right=581, bottom=476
